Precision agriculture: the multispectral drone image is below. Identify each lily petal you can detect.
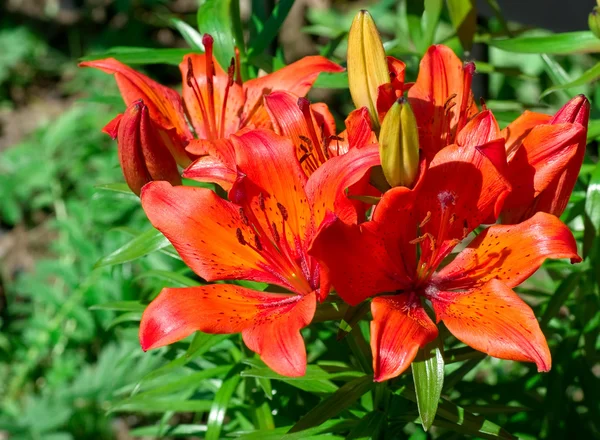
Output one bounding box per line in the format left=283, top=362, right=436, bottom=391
left=456, top=110, right=501, bottom=148
left=263, top=91, right=332, bottom=176
left=416, top=140, right=512, bottom=268
left=241, top=56, right=344, bottom=129
left=408, top=45, right=478, bottom=160
left=306, top=144, right=380, bottom=226
left=501, top=111, right=552, bottom=160
left=230, top=129, right=310, bottom=242
left=371, top=294, right=438, bottom=382
left=434, top=212, right=581, bottom=290
left=139, top=285, right=315, bottom=377
left=141, top=182, right=289, bottom=287
left=243, top=292, right=316, bottom=377
left=183, top=138, right=239, bottom=190
left=501, top=123, right=586, bottom=224
left=431, top=279, right=551, bottom=372
left=309, top=214, right=410, bottom=306
left=329, top=107, right=376, bottom=157
left=80, top=58, right=192, bottom=164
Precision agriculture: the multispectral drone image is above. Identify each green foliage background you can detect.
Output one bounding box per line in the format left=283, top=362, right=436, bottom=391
left=0, top=1, right=599, bottom=439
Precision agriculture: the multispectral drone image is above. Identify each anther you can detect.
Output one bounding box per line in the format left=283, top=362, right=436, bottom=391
left=236, top=228, right=246, bottom=245
left=254, top=233, right=263, bottom=251
left=258, top=192, right=266, bottom=211
left=239, top=207, right=249, bottom=226
left=277, top=202, right=289, bottom=221
left=299, top=135, right=312, bottom=148
left=272, top=222, right=280, bottom=242
left=186, top=58, right=194, bottom=87
left=409, top=235, right=427, bottom=245
left=444, top=93, right=457, bottom=110
left=419, top=211, right=432, bottom=228
left=449, top=213, right=457, bottom=224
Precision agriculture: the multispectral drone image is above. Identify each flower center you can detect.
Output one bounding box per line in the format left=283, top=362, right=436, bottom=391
left=234, top=193, right=317, bottom=295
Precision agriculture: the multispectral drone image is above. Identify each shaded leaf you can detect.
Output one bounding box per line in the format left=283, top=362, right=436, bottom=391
left=585, top=162, right=600, bottom=234
left=206, top=365, right=243, bottom=440
left=171, top=18, right=205, bottom=50
left=247, top=0, right=294, bottom=59
left=447, top=0, right=477, bottom=52
left=95, top=228, right=169, bottom=268
left=488, top=31, right=600, bottom=54
left=81, top=48, right=195, bottom=65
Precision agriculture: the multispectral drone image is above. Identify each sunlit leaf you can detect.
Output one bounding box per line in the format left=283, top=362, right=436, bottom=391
left=412, top=338, right=444, bottom=431
left=206, top=365, right=243, bottom=440
left=488, top=31, right=600, bottom=54
left=541, top=61, right=600, bottom=97
left=197, top=0, right=236, bottom=69
left=585, top=163, right=600, bottom=234
left=447, top=0, right=477, bottom=52
left=95, top=228, right=169, bottom=268
left=81, top=47, right=195, bottom=65
left=171, top=18, right=205, bottom=50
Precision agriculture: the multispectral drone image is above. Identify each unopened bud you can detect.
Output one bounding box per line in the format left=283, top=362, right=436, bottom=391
left=378, top=97, right=420, bottom=188
left=109, top=100, right=182, bottom=195
left=347, top=10, right=390, bottom=129
left=590, top=6, right=600, bottom=39
left=550, top=94, right=590, bottom=126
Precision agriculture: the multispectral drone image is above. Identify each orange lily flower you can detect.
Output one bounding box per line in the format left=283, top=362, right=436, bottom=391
left=80, top=34, right=343, bottom=163
left=139, top=129, right=379, bottom=377
left=407, top=45, right=479, bottom=162
left=310, top=114, right=581, bottom=382
left=500, top=95, right=590, bottom=223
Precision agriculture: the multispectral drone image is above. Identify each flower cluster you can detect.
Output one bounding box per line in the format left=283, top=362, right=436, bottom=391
left=82, top=11, right=588, bottom=381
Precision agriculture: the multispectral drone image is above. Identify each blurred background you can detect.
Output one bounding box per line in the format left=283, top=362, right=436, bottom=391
left=0, top=1, right=599, bottom=439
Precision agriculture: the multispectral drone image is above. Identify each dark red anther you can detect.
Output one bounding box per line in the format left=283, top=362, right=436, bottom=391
left=271, top=222, right=280, bottom=242
left=236, top=228, right=246, bottom=245
left=258, top=192, right=266, bottom=211
left=227, top=58, right=235, bottom=87
left=186, top=57, right=194, bottom=87
left=254, top=233, right=263, bottom=251
left=239, top=207, right=249, bottom=226
left=277, top=202, right=289, bottom=221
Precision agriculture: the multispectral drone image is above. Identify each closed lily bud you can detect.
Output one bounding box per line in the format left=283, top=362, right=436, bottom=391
left=378, top=97, right=420, bottom=188
left=347, top=10, right=390, bottom=129
left=589, top=4, right=600, bottom=39
left=106, top=100, right=182, bottom=195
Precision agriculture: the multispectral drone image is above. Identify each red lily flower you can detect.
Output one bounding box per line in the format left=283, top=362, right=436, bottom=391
left=500, top=95, right=590, bottom=223
left=310, top=115, right=581, bottom=382
left=139, top=129, right=379, bottom=376
left=408, top=45, right=479, bottom=162
left=80, top=35, right=343, bottom=162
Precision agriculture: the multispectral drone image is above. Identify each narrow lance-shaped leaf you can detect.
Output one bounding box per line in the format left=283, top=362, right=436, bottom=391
left=171, top=18, right=205, bottom=50
left=488, top=31, right=600, bottom=54
left=286, top=375, right=375, bottom=434
left=541, top=61, right=600, bottom=98
left=585, top=162, right=600, bottom=234
left=206, top=365, right=244, bottom=440
left=446, top=0, right=477, bottom=52
left=197, top=0, right=236, bottom=69
left=411, top=337, right=444, bottom=431
left=247, top=0, right=294, bottom=59
left=95, top=228, right=170, bottom=268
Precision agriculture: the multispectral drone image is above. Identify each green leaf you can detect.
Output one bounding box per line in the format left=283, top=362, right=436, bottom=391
left=110, top=398, right=214, bottom=413
left=540, top=272, right=581, bottom=329
left=286, top=374, right=374, bottom=434
left=129, top=424, right=207, bottom=437
left=421, top=0, right=443, bottom=51
left=346, top=410, right=386, bottom=439
left=134, top=270, right=201, bottom=287
left=171, top=18, right=205, bottom=50
left=81, top=48, right=196, bottom=65
left=446, top=0, right=477, bottom=52
left=585, top=162, right=600, bottom=234
left=89, top=300, right=145, bottom=312
left=247, top=0, right=294, bottom=59
left=235, top=420, right=356, bottom=440
left=131, top=367, right=229, bottom=399
left=541, top=61, right=600, bottom=97
left=412, top=338, right=444, bottom=431
left=95, top=228, right=169, bottom=268
left=540, top=54, right=576, bottom=101
left=198, top=0, right=236, bottom=69
left=488, top=31, right=600, bottom=54
left=313, top=72, right=348, bottom=89
left=141, top=333, right=231, bottom=383
left=94, top=182, right=135, bottom=196
left=206, top=365, right=243, bottom=440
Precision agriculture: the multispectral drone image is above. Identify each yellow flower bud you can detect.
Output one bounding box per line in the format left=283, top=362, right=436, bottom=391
left=378, top=97, right=420, bottom=188
left=589, top=6, right=600, bottom=39
left=347, top=10, right=390, bottom=129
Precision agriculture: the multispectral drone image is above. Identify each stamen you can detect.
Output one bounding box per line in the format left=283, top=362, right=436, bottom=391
left=480, top=97, right=488, bottom=111
left=236, top=228, right=246, bottom=245
left=234, top=47, right=243, bottom=85
left=444, top=93, right=457, bottom=110
left=277, top=202, right=288, bottom=221
left=186, top=57, right=213, bottom=138
left=419, top=211, right=432, bottom=228
left=272, top=222, right=280, bottom=242
left=258, top=192, right=266, bottom=211
left=456, top=62, right=475, bottom=135
left=254, top=233, right=263, bottom=251
left=409, top=235, right=427, bottom=245
left=219, top=58, right=236, bottom=138
left=202, top=34, right=218, bottom=138
left=297, top=98, right=327, bottom=165
left=239, top=207, right=249, bottom=226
